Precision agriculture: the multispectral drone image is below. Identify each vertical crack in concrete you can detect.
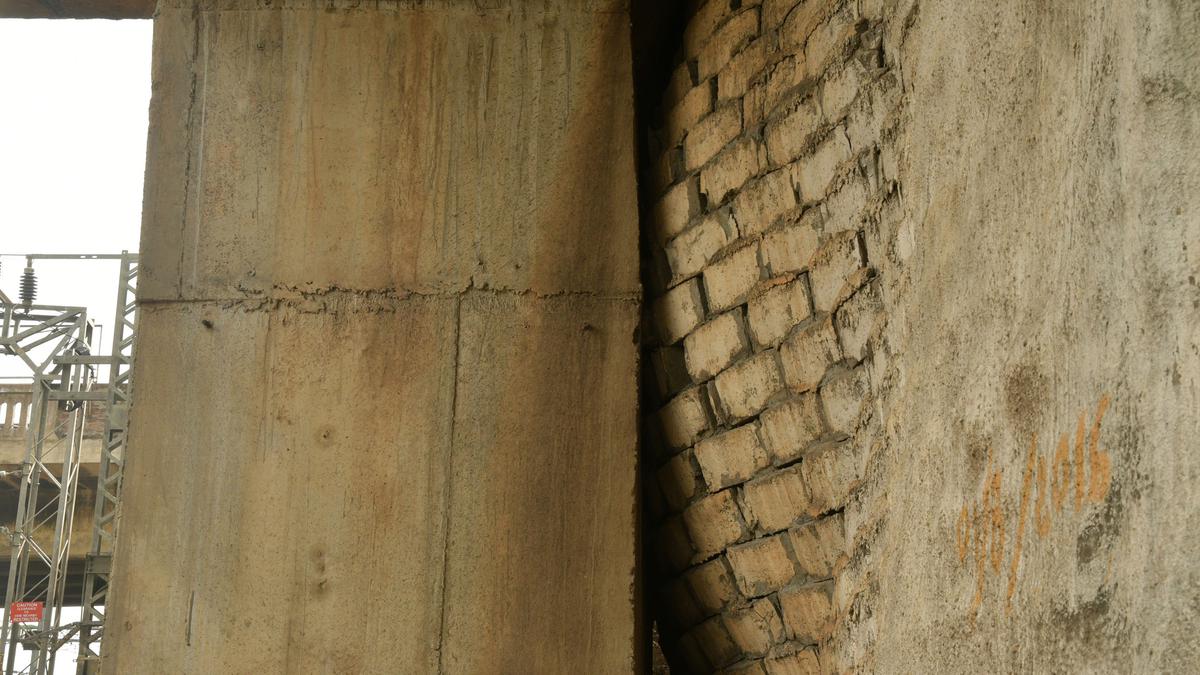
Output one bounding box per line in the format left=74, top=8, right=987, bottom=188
left=191, top=15, right=211, bottom=293
left=433, top=294, right=463, bottom=673
left=176, top=6, right=203, bottom=298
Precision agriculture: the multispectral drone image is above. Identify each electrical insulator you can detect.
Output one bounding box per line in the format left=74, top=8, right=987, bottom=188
left=19, top=266, right=36, bottom=306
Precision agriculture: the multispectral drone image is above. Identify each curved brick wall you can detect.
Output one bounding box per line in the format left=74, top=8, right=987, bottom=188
left=641, top=0, right=899, bottom=671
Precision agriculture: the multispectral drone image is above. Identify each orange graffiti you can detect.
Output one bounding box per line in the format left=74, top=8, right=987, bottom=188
left=1074, top=413, right=1086, bottom=511
left=1034, top=454, right=1050, bottom=537
left=1006, top=434, right=1038, bottom=613
left=967, top=448, right=988, bottom=616
left=1051, top=433, right=1070, bottom=511
left=957, top=394, right=1114, bottom=618
left=956, top=503, right=970, bottom=562
left=1088, top=395, right=1112, bottom=501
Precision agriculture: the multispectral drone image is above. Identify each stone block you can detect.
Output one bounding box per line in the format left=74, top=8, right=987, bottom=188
left=645, top=246, right=675, bottom=299
left=704, top=243, right=763, bottom=312
left=686, top=556, right=739, bottom=615
left=658, top=450, right=700, bottom=513
left=793, top=129, right=852, bottom=203
left=694, top=422, right=771, bottom=490
left=728, top=660, right=769, bottom=675
left=666, top=213, right=734, bottom=282
left=685, top=310, right=752, bottom=382
left=684, top=0, right=736, bottom=58
left=747, top=276, right=812, bottom=347
left=704, top=380, right=730, bottom=428
left=722, top=598, right=785, bottom=656
left=740, top=465, right=810, bottom=533
left=718, top=36, right=771, bottom=102
left=834, top=280, right=883, bottom=363
left=659, top=386, right=713, bottom=451
left=765, top=96, right=823, bottom=167
left=701, top=137, right=766, bottom=206
left=809, top=230, right=862, bottom=307
left=664, top=60, right=697, bottom=112
left=765, top=647, right=822, bottom=675
left=760, top=210, right=821, bottom=274
left=667, top=80, right=714, bottom=147
left=758, top=395, right=825, bottom=463
left=804, top=3, right=859, bottom=78
left=684, top=489, right=749, bottom=559
left=726, top=532, right=797, bottom=596
left=714, top=350, right=786, bottom=421
left=648, top=146, right=675, bottom=198
left=788, top=512, right=845, bottom=579
left=844, top=73, right=895, bottom=153
left=654, top=177, right=702, bottom=245
left=799, top=440, right=862, bottom=515
left=778, top=0, right=839, bottom=52
left=684, top=103, right=743, bottom=172
left=820, top=59, right=864, bottom=122
left=822, top=173, right=870, bottom=235
left=731, top=167, right=798, bottom=236
left=777, top=581, right=834, bottom=643
left=779, top=316, right=842, bottom=392
left=655, top=278, right=707, bottom=345
left=650, top=345, right=692, bottom=398
left=762, top=0, right=807, bottom=33
left=819, top=365, right=870, bottom=435
left=755, top=55, right=804, bottom=121
left=692, top=615, right=741, bottom=670
left=697, top=8, right=761, bottom=81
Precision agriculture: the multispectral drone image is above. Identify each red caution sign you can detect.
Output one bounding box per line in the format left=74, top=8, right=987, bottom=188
left=10, top=602, right=42, bottom=623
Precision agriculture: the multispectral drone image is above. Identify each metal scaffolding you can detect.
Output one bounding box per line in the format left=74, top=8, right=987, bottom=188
left=0, top=253, right=138, bottom=675
left=75, top=255, right=137, bottom=675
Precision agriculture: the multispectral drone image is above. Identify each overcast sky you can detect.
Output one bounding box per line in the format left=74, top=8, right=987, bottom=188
left=0, top=19, right=152, bottom=382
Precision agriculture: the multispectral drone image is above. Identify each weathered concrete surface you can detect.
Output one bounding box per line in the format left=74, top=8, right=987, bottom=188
left=846, top=0, right=1200, bottom=671
left=110, top=301, right=458, bottom=672
left=640, top=0, right=1199, bottom=672
left=139, top=0, right=637, bottom=302
left=0, top=0, right=152, bottom=19
left=445, top=293, right=638, bottom=672
left=105, top=1, right=639, bottom=672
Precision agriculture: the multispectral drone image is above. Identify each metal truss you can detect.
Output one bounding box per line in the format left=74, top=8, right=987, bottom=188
left=75, top=255, right=137, bottom=675
left=0, top=253, right=138, bottom=675
left=0, top=300, right=93, bottom=675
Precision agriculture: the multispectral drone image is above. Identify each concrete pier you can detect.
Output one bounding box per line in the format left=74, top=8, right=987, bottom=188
left=103, top=2, right=640, bottom=672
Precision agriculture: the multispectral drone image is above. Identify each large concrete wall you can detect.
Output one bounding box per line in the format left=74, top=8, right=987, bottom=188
left=643, top=0, right=1199, bottom=672
left=105, top=1, right=640, bottom=672
left=855, top=0, right=1200, bottom=671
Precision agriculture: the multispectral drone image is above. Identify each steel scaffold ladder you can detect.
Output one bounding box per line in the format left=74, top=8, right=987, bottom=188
left=75, top=254, right=138, bottom=675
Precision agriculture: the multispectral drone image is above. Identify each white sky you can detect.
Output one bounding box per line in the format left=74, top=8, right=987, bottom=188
left=0, top=19, right=152, bottom=384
